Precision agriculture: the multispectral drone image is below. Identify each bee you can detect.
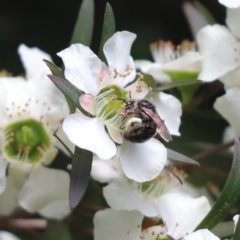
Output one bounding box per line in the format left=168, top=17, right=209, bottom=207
left=120, top=99, right=172, bottom=143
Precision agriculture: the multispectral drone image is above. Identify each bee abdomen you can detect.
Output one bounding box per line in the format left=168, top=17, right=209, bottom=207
left=124, top=121, right=157, bottom=143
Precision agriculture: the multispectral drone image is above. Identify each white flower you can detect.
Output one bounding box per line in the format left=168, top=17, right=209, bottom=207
left=58, top=31, right=182, bottom=182
left=135, top=40, right=202, bottom=84
left=182, top=229, right=220, bottom=240
left=214, top=87, right=240, bottom=138
left=0, top=44, right=71, bottom=219
left=0, top=231, right=20, bottom=240
left=197, top=8, right=240, bottom=87
left=94, top=194, right=210, bottom=240
left=218, top=0, right=240, bottom=8
left=92, top=154, right=183, bottom=217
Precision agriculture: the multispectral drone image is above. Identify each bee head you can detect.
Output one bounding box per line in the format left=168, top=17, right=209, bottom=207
left=138, top=100, right=156, bottom=110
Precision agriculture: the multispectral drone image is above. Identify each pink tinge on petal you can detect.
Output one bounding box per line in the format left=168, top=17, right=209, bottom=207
left=79, top=94, right=95, bottom=115
left=107, top=126, right=123, bottom=144
left=99, top=63, right=109, bottom=81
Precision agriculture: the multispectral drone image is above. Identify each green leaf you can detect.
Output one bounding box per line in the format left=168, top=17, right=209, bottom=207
left=194, top=1, right=217, bottom=24
left=70, top=0, right=94, bottom=46
left=164, top=70, right=201, bottom=105
left=98, top=3, right=115, bottom=62
left=43, top=60, right=65, bottom=78
left=195, top=139, right=240, bottom=230
left=54, top=132, right=73, bottom=157
left=47, top=75, right=92, bottom=116
left=44, top=61, right=76, bottom=113
left=211, top=221, right=234, bottom=239
left=153, top=79, right=202, bottom=92
left=142, top=74, right=156, bottom=89
left=70, top=146, right=93, bottom=209
left=167, top=148, right=199, bottom=166
left=234, top=216, right=240, bottom=240
left=40, top=221, right=72, bottom=240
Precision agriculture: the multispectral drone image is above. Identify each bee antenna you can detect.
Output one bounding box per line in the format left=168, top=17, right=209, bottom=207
left=129, top=91, right=132, bottom=100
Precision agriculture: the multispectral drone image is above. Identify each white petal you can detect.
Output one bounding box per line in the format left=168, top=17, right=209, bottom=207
left=163, top=52, right=202, bottom=71
left=142, top=63, right=172, bottom=83
left=26, top=75, right=68, bottom=117
left=0, top=160, right=8, bottom=194
left=222, top=126, right=235, bottom=152
left=18, top=44, right=52, bottom=79
left=227, top=7, right=240, bottom=38
left=233, top=214, right=239, bottom=231
left=214, top=88, right=240, bottom=137
left=176, top=182, right=214, bottom=206
left=182, top=229, right=220, bottom=240
left=54, top=125, right=75, bottom=156
left=150, top=92, right=182, bottom=136
left=103, top=179, right=159, bottom=217
left=126, top=80, right=149, bottom=100
left=0, top=231, right=21, bottom=240
left=91, top=157, right=119, bottom=183
left=135, top=60, right=172, bottom=83
left=134, top=60, right=153, bottom=70
left=158, top=193, right=211, bottom=239
left=107, top=126, right=123, bottom=144
left=219, top=0, right=240, bottom=8
left=38, top=199, right=71, bottom=220
left=197, top=25, right=240, bottom=81
left=219, top=67, right=240, bottom=88
left=79, top=94, right=95, bottom=115
left=0, top=82, right=8, bottom=123
left=94, top=209, right=143, bottom=240
left=119, top=138, right=167, bottom=182
left=57, top=44, right=102, bottom=95
left=104, top=31, right=137, bottom=87
left=0, top=163, right=29, bottom=216
left=63, top=114, right=117, bottom=159
left=183, top=2, right=208, bottom=40
left=19, top=166, right=69, bottom=213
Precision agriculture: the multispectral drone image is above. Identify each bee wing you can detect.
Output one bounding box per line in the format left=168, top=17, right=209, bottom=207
left=141, top=106, right=172, bottom=142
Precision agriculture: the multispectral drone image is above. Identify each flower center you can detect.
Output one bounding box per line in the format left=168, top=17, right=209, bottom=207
left=3, top=118, right=51, bottom=164
left=95, top=84, right=128, bottom=130
left=127, top=168, right=183, bottom=199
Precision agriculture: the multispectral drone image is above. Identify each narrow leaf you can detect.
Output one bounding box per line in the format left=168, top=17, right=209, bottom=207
left=234, top=216, right=240, bottom=240
left=194, top=1, right=217, bottom=24
left=211, top=221, right=234, bottom=239
left=70, top=146, right=93, bottom=209
left=153, top=79, right=202, bottom=92
left=54, top=132, right=73, bottom=157
left=70, top=0, right=94, bottom=46
left=40, top=221, right=72, bottom=240
left=196, top=139, right=240, bottom=230
left=98, top=3, right=115, bottom=62
left=167, top=148, right=200, bottom=166
left=43, top=59, right=65, bottom=78
left=44, top=61, right=76, bottom=113
left=48, top=75, right=92, bottom=117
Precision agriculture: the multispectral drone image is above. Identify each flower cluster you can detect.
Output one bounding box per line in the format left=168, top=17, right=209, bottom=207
left=58, top=31, right=182, bottom=182
left=0, top=44, right=71, bottom=219
left=2, top=0, right=240, bottom=239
